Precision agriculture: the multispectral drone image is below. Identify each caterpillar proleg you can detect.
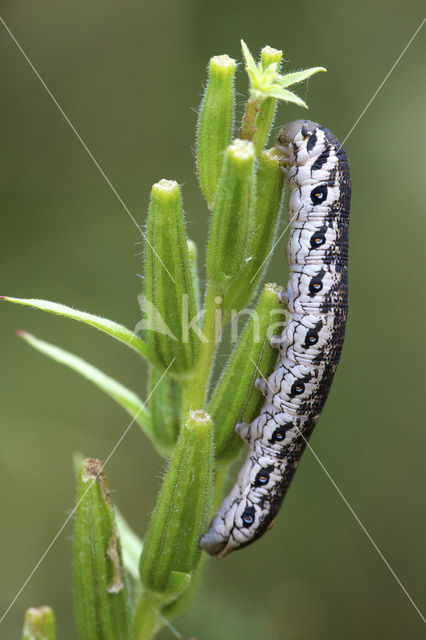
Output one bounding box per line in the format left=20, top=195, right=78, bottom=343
left=201, top=120, right=351, bottom=557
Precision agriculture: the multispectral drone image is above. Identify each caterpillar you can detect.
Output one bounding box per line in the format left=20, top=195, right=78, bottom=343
left=201, top=120, right=351, bottom=557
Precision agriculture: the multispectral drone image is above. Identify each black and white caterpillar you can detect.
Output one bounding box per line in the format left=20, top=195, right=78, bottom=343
left=201, top=120, right=351, bottom=557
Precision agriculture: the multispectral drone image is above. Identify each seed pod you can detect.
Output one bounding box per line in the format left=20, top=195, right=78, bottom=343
left=197, top=54, right=236, bottom=208
left=139, top=411, right=214, bottom=604
left=22, top=607, right=56, bottom=640
left=143, top=180, right=199, bottom=377
left=73, top=459, right=132, bottom=640
left=209, top=283, right=284, bottom=461
left=206, top=139, right=256, bottom=297
left=225, top=147, right=285, bottom=315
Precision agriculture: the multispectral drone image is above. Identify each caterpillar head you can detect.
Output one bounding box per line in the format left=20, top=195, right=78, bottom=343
left=276, top=120, right=324, bottom=165
left=201, top=495, right=264, bottom=558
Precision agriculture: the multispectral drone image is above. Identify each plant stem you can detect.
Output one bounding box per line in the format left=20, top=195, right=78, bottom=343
left=181, top=282, right=222, bottom=415
left=134, top=594, right=158, bottom=640
left=239, top=97, right=260, bottom=141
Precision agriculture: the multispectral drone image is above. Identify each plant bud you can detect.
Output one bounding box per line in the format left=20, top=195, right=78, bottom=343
left=22, top=607, right=56, bottom=640
left=209, top=284, right=284, bottom=461
left=140, top=411, right=214, bottom=604
left=206, top=139, right=256, bottom=297
left=225, top=147, right=285, bottom=314
left=143, top=180, right=200, bottom=377
left=197, top=54, right=236, bottom=208
left=73, top=459, right=132, bottom=640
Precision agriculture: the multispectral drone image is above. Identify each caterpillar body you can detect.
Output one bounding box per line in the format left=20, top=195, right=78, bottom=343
left=201, top=120, right=351, bottom=557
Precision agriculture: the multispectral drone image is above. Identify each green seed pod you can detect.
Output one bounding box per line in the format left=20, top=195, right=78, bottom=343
left=22, top=607, right=56, bottom=640
left=159, top=466, right=227, bottom=626
left=148, top=366, right=181, bottom=456
left=139, top=411, right=214, bottom=604
left=143, top=180, right=200, bottom=377
left=197, top=54, right=236, bottom=208
left=206, top=139, right=256, bottom=296
left=73, top=459, right=132, bottom=640
left=252, top=46, right=283, bottom=154
left=209, top=283, right=284, bottom=461
left=224, top=147, right=285, bottom=315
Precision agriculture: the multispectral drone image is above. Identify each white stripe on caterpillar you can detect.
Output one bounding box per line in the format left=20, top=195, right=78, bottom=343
left=201, top=120, right=351, bottom=557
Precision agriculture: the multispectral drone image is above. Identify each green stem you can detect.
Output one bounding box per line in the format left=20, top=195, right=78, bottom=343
left=239, top=97, right=261, bottom=141
left=181, top=282, right=222, bottom=415
left=134, top=594, right=158, bottom=640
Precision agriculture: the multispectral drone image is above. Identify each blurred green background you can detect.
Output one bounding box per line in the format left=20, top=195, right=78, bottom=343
left=1, top=0, right=425, bottom=638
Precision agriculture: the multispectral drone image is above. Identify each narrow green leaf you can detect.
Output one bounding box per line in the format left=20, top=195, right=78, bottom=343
left=143, top=180, right=200, bottom=376
left=73, top=459, right=132, bottom=640
left=115, top=510, right=143, bottom=582
left=18, top=331, right=153, bottom=442
left=22, top=607, right=56, bottom=640
left=240, top=39, right=258, bottom=78
left=140, top=411, right=214, bottom=603
left=240, top=40, right=326, bottom=111
left=279, top=66, right=326, bottom=88
left=209, top=283, right=285, bottom=461
left=197, top=54, right=236, bottom=208
left=1, top=296, right=163, bottom=370
left=267, top=87, right=308, bottom=108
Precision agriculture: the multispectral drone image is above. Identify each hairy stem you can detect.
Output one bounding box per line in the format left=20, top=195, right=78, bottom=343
left=134, top=594, right=158, bottom=640
left=181, top=282, right=222, bottom=415
left=239, top=97, right=260, bottom=141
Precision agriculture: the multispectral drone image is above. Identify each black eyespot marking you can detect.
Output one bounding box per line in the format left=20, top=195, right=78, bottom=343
left=241, top=506, right=256, bottom=528
left=309, top=277, right=323, bottom=295
left=306, top=131, right=317, bottom=152
left=301, top=124, right=309, bottom=139
left=270, top=426, right=287, bottom=443
left=303, top=329, right=319, bottom=348
left=310, top=232, right=326, bottom=249
left=310, top=184, right=328, bottom=205
left=255, top=470, right=270, bottom=486
left=291, top=380, right=305, bottom=396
